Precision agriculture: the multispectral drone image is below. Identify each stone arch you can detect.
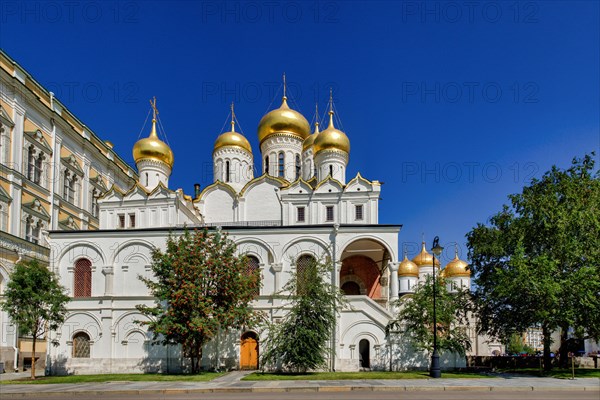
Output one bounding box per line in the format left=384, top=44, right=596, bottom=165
left=57, top=241, right=106, bottom=268
left=235, top=237, right=275, bottom=265
left=339, top=235, right=396, bottom=263
left=63, top=312, right=102, bottom=344
left=281, top=236, right=331, bottom=265
left=340, top=274, right=367, bottom=295
left=111, top=239, right=156, bottom=265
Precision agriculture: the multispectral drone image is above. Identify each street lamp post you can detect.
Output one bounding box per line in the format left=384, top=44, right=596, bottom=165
left=430, top=236, right=443, bottom=378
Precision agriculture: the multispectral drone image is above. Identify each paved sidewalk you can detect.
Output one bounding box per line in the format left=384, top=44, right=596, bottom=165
left=1, top=373, right=598, bottom=397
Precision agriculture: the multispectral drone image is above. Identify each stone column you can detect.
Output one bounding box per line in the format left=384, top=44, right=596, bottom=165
left=389, top=262, right=399, bottom=304
left=102, top=266, right=114, bottom=296
left=271, top=262, right=282, bottom=292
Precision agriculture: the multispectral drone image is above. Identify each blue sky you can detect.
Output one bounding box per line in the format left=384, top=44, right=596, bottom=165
left=1, top=1, right=598, bottom=263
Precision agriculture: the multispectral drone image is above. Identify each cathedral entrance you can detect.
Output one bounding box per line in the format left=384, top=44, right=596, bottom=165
left=359, top=339, right=370, bottom=368
left=340, top=239, right=392, bottom=301
left=240, top=331, right=259, bottom=370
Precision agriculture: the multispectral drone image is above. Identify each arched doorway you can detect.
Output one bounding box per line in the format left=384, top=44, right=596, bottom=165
left=240, top=331, right=259, bottom=370
left=359, top=339, right=370, bottom=369
left=341, top=281, right=361, bottom=295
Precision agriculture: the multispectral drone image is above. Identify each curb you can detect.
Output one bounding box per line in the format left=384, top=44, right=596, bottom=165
left=2, top=385, right=599, bottom=397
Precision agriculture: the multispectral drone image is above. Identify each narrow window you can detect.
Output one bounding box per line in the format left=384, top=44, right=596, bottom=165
left=246, top=255, right=260, bottom=297
left=278, top=152, right=284, bottom=178
left=91, top=190, right=99, bottom=218
left=72, top=332, right=91, bottom=358
left=118, top=214, right=125, bottom=229
left=225, top=161, right=230, bottom=182
left=34, top=154, right=43, bottom=185
left=68, top=176, right=76, bottom=204
left=329, top=165, right=333, bottom=177
left=27, top=145, right=35, bottom=181
left=297, top=206, right=305, bottom=222
left=63, top=171, right=70, bottom=200
left=296, top=254, right=316, bottom=295
left=295, top=154, right=301, bottom=180
left=326, top=206, right=334, bottom=222
left=74, top=258, right=92, bottom=297
left=0, top=203, right=7, bottom=231
left=129, top=214, right=136, bottom=228
left=355, top=204, right=364, bottom=221
left=32, top=222, right=40, bottom=243
left=145, top=173, right=149, bottom=187
left=265, top=156, right=269, bottom=174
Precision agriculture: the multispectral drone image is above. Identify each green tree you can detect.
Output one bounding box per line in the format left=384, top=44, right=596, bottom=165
left=137, top=228, right=260, bottom=373
left=1, top=260, right=69, bottom=379
left=387, top=275, right=472, bottom=357
left=467, top=154, right=600, bottom=371
left=261, top=257, right=342, bottom=373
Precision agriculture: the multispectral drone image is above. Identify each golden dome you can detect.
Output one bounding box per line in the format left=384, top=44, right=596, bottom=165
left=313, top=110, right=350, bottom=155
left=412, top=241, right=441, bottom=267
left=132, top=117, right=174, bottom=168
left=214, top=113, right=252, bottom=154
left=257, top=97, right=310, bottom=145
left=444, top=251, right=470, bottom=277
left=398, top=255, right=419, bottom=277
left=303, top=120, right=320, bottom=152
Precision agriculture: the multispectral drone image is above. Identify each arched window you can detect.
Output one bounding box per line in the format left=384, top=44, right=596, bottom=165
left=246, top=255, right=260, bottom=297
left=225, top=161, right=231, bottom=182
left=295, top=154, right=301, bottom=180
left=329, top=165, right=333, bottom=177
left=74, top=258, right=92, bottom=297
left=278, top=152, right=285, bottom=178
left=296, top=254, right=316, bottom=295
left=265, top=156, right=269, bottom=174
left=72, top=332, right=91, bottom=358
left=145, top=173, right=149, bottom=187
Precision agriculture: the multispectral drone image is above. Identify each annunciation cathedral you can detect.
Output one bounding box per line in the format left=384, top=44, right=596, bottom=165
left=0, top=50, right=500, bottom=373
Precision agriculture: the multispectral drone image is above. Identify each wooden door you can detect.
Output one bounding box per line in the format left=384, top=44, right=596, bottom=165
left=240, top=333, right=258, bottom=370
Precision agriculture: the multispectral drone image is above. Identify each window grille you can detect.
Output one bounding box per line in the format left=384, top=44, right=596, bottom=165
left=326, top=206, right=334, bottom=222
left=74, top=258, right=92, bottom=297
left=72, top=332, right=90, bottom=358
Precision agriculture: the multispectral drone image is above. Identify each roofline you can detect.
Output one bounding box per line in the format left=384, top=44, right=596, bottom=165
left=0, top=49, right=137, bottom=179
left=48, top=223, right=402, bottom=236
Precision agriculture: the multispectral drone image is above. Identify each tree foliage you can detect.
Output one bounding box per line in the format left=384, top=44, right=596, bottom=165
left=137, top=228, right=260, bottom=373
left=387, top=275, right=472, bottom=356
left=1, top=260, right=69, bottom=379
left=261, top=257, right=342, bottom=373
left=467, top=154, right=600, bottom=370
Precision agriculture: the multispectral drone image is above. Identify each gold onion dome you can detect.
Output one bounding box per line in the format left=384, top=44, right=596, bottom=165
left=303, top=117, right=320, bottom=152
left=412, top=241, right=441, bottom=267
left=398, top=254, right=419, bottom=277
left=444, top=249, right=470, bottom=277
left=313, top=109, right=350, bottom=155
left=257, top=96, right=311, bottom=145
left=132, top=102, right=174, bottom=168
left=214, top=106, right=252, bottom=154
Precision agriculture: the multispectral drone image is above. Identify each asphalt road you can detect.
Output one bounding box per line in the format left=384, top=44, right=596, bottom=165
left=3, top=391, right=597, bottom=400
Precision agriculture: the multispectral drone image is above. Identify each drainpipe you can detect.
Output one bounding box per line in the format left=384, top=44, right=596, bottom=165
left=331, top=223, right=339, bottom=371
left=12, top=251, right=22, bottom=372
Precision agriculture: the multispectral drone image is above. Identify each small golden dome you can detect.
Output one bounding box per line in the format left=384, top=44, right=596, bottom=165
left=444, top=251, right=470, bottom=277
left=313, top=110, right=350, bottom=155
left=398, top=255, right=419, bottom=277
left=132, top=117, right=174, bottom=168
left=303, top=120, right=320, bottom=152
left=214, top=112, right=252, bottom=154
left=257, top=97, right=310, bottom=145
left=412, top=241, right=441, bottom=267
